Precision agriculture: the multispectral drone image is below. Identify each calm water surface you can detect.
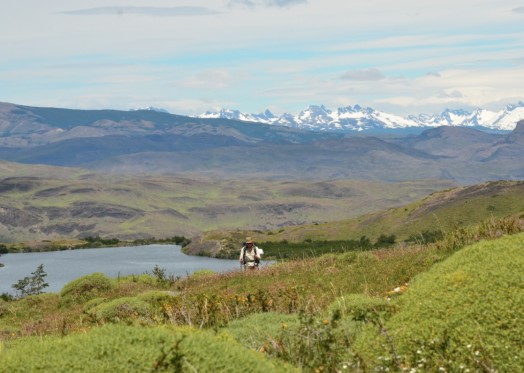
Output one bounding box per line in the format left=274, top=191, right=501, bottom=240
left=0, top=245, right=240, bottom=295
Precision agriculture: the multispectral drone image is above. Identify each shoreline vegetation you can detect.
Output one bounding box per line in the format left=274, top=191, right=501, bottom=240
left=0, top=235, right=192, bottom=254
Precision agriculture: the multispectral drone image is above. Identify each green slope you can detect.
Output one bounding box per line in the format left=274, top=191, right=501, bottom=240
left=0, top=161, right=456, bottom=244
left=260, top=180, right=524, bottom=242
left=355, top=232, right=524, bottom=372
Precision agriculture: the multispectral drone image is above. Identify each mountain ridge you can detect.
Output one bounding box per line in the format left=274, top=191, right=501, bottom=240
left=0, top=102, right=522, bottom=183
left=198, top=102, right=524, bottom=132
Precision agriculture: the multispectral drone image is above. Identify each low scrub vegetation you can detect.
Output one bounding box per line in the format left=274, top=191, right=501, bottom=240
left=0, top=324, right=296, bottom=372
left=0, top=215, right=523, bottom=372
left=366, top=233, right=524, bottom=372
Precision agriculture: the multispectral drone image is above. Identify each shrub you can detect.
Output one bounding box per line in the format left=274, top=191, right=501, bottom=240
left=0, top=324, right=297, bottom=372
left=0, top=292, right=14, bottom=302
left=224, top=312, right=300, bottom=350
left=357, top=232, right=524, bottom=372
left=82, top=297, right=108, bottom=314
left=59, top=273, right=113, bottom=306
left=150, top=265, right=175, bottom=287
left=137, top=290, right=178, bottom=308
left=263, top=311, right=351, bottom=372
left=86, top=297, right=154, bottom=324
left=375, top=234, right=396, bottom=247
left=328, top=293, right=398, bottom=323
left=406, top=229, right=444, bottom=244
left=138, top=291, right=180, bottom=321
left=190, top=269, right=216, bottom=279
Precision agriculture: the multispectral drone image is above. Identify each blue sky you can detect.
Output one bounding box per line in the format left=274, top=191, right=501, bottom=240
left=1, top=0, right=523, bottom=116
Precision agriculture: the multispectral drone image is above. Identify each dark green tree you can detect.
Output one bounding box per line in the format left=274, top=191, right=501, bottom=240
left=359, top=235, right=372, bottom=249
left=375, top=234, right=396, bottom=247
left=12, top=263, right=49, bottom=298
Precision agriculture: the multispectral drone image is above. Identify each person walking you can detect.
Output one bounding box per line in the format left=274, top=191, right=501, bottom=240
left=239, top=237, right=262, bottom=270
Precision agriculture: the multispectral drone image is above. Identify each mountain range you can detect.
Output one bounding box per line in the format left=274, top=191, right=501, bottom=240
left=198, top=102, right=524, bottom=133
left=0, top=102, right=523, bottom=183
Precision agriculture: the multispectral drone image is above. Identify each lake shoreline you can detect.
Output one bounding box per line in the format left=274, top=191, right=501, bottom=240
left=0, top=244, right=240, bottom=295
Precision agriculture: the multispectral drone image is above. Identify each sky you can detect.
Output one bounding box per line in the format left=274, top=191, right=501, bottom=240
left=1, top=0, right=524, bottom=116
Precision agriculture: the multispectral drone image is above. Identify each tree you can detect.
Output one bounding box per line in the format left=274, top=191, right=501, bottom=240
left=12, top=263, right=49, bottom=298
left=375, top=234, right=396, bottom=247
left=359, top=235, right=372, bottom=249
left=0, top=244, right=7, bottom=269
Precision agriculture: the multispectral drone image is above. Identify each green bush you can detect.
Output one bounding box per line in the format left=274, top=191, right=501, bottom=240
left=328, top=293, right=398, bottom=323
left=0, top=324, right=297, bottom=372
left=262, top=311, right=351, bottom=372
left=224, top=312, right=300, bottom=350
left=59, top=273, right=113, bottom=306
left=86, top=297, right=154, bottom=324
left=357, top=232, right=524, bottom=372
left=82, top=297, right=108, bottom=313
left=137, top=290, right=178, bottom=308
left=190, top=269, right=216, bottom=279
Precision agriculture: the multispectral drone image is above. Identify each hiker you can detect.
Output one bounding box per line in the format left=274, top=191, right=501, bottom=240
left=239, top=237, right=262, bottom=270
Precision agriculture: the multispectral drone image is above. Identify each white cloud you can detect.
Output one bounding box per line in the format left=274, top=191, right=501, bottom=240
left=1, top=0, right=523, bottom=116
left=228, top=0, right=307, bottom=9
left=179, top=69, right=238, bottom=90
left=60, top=6, right=220, bottom=17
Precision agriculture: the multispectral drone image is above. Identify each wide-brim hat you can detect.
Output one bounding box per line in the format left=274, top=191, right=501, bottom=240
left=245, top=237, right=254, bottom=244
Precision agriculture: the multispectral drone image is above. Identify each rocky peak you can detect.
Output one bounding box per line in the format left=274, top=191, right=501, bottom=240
left=506, top=120, right=524, bottom=143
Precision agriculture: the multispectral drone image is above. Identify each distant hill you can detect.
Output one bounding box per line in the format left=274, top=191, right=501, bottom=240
left=0, top=161, right=456, bottom=243
left=0, top=103, right=523, bottom=182
left=186, top=180, right=524, bottom=256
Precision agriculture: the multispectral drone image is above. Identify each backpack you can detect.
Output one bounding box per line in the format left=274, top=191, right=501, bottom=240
left=242, top=243, right=260, bottom=267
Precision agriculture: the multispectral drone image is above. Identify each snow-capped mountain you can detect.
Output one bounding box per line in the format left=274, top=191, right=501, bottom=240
left=129, top=106, right=170, bottom=113
left=197, top=102, right=524, bottom=132
left=199, top=108, right=277, bottom=123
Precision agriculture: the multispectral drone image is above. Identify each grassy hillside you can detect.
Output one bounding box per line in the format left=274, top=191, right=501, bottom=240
left=185, top=180, right=524, bottom=258
left=1, top=215, right=523, bottom=371
left=262, top=180, right=524, bottom=242
left=0, top=160, right=455, bottom=244
left=360, top=232, right=524, bottom=372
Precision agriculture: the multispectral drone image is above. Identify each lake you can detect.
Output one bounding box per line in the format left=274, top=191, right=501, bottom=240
left=0, top=245, right=241, bottom=295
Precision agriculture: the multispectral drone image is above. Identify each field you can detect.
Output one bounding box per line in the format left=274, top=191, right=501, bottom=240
left=0, top=160, right=456, bottom=244
left=0, top=215, right=523, bottom=372
left=185, top=180, right=524, bottom=258
left=1, top=161, right=523, bottom=371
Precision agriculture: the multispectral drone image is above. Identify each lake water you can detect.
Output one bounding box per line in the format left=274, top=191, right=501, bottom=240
left=0, top=245, right=241, bottom=295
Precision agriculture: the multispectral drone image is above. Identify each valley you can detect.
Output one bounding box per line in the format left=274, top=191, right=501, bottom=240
left=0, top=103, right=523, bottom=373
left=0, top=161, right=456, bottom=244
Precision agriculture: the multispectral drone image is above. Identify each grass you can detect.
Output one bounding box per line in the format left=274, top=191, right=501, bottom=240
left=0, top=324, right=297, bottom=372
left=0, top=163, right=457, bottom=243
left=355, top=232, right=524, bottom=372
left=1, top=215, right=523, bottom=371
left=186, top=181, right=524, bottom=260
left=235, top=180, right=524, bottom=244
